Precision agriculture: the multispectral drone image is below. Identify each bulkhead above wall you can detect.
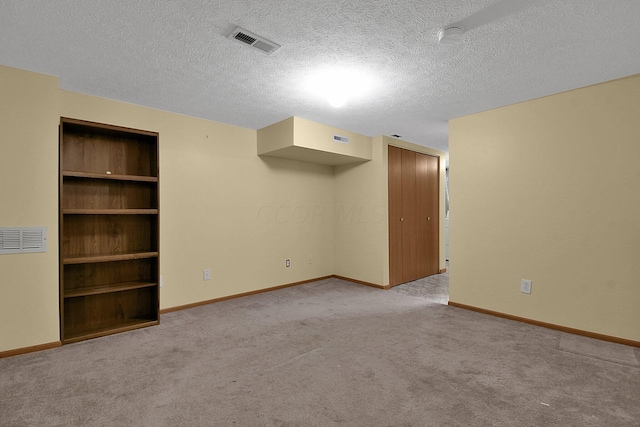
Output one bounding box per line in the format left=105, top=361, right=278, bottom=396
left=257, top=116, right=372, bottom=166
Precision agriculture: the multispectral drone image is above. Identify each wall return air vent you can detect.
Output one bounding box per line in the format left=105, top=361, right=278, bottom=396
left=228, top=27, right=281, bottom=55
left=0, top=227, right=47, bottom=254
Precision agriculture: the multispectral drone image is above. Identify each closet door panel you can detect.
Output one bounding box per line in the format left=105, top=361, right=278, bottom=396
left=425, top=154, right=440, bottom=275
left=416, top=153, right=430, bottom=278
left=401, top=149, right=418, bottom=282
left=388, top=146, right=403, bottom=286
left=388, top=146, right=439, bottom=286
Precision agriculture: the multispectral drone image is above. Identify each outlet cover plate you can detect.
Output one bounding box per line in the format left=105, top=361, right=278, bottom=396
left=521, top=279, right=532, bottom=294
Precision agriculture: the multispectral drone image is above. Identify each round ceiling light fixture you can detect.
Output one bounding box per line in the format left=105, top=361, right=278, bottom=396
left=438, top=25, right=465, bottom=44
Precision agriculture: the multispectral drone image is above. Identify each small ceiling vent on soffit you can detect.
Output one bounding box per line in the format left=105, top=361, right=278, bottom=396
left=227, top=26, right=281, bottom=55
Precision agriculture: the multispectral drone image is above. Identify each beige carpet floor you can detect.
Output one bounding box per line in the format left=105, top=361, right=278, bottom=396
left=1, top=276, right=638, bottom=426
left=391, top=269, right=449, bottom=304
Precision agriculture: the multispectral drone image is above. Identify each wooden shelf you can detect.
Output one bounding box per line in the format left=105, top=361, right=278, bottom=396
left=64, top=281, right=157, bottom=298
left=63, top=251, right=159, bottom=265
left=60, top=117, right=159, bottom=344
left=63, top=319, right=159, bottom=344
left=63, top=170, right=157, bottom=182
left=63, top=209, right=158, bottom=215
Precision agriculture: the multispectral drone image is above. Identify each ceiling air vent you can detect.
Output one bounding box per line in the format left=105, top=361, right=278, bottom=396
left=228, top=27, right=281, bottom=55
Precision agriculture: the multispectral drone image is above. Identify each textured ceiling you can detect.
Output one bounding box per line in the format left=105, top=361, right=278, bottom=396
left=2, top=0, right=640, bottom=154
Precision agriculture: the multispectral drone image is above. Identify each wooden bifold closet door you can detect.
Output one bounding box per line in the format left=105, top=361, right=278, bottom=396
left=389, top=145, right=439, bottom=286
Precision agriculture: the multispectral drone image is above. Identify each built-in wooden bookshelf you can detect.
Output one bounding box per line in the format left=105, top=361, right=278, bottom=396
left=59, top=118, right=159, bottom=344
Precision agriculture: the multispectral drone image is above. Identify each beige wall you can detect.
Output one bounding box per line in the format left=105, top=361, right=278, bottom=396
left=449, top=74, right=640, bottom=342
left=60, top=91, right=336, bottom=310
left=333, top=136, right=388, bottom=284
left=0, top=66, right=60, bottom=352
left=1, top=64, right=447, bottom=353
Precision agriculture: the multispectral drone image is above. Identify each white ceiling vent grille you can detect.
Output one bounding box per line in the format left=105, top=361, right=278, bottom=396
left=228, top=27, right=281, bottom=55
left=0, top=227, right=47, bottom=254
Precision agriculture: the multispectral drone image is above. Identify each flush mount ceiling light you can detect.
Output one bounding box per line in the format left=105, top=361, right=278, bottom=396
left=304, top=68, right=375, bottom=108
left=437, top=25, right=465, bottom=44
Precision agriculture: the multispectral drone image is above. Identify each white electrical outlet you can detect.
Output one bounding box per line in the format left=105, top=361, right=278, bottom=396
left=521, top=279, right=532, bottom=294
left=203, top=269, right=211, bottom=281
left=159, top=275, right=163, bottom=288
left=286, top=259, right=290, bottom=268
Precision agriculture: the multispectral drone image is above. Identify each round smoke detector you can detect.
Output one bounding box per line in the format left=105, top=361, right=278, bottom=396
left=438, top=26, right=465, bottom=44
